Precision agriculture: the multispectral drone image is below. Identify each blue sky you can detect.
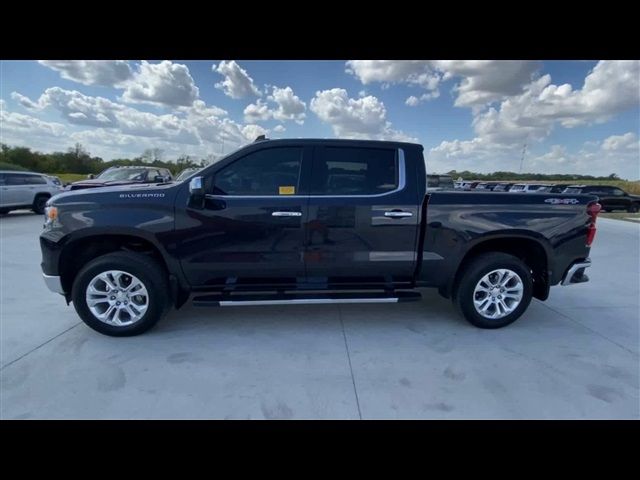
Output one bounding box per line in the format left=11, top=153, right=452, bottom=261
left=1, top=60, right=638, bottom=178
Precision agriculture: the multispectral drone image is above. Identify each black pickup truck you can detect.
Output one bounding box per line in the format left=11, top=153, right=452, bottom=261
left=40, top=138, right=601, bottom=336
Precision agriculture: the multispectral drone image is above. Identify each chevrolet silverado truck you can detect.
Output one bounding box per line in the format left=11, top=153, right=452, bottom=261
left=40, top=138, right=601, bottom=336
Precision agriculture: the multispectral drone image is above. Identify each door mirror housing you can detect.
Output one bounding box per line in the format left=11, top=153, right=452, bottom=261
left=154, top=175, right=165, bottom=183
left=188, top=176, right=205, bottom=208
left=87, top=174, right=95, bottom=179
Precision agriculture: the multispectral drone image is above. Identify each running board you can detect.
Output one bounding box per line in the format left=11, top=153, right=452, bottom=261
left=192, top=291, right=422, bottom=307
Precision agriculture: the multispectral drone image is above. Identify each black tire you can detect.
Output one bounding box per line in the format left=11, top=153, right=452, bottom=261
left=453, top=252, right=533, bottom=329
left=71, top=252, right=171, bottom=336
left=32, top=194, right=49, bottom=214
left=628, top=203, right=639, bottom=213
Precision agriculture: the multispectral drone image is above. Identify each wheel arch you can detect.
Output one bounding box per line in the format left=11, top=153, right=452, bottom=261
left=449, top=233, right=551, bottom=301
left=58, top=229, right=189, bottom=308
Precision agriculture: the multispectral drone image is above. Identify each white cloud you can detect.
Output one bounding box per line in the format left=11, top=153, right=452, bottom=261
left=405, top=91, right=440, bottom=106
left=243, top=86, right=306, bottom=124
left=0, top=108, right=66, bottom=141
left=346, top=60, right=440, bottom=88
left=273, top=124, right=286, bottom=133
left=120, top=61, right=199, bottom=107
left=269, top=86, right=306, bottom=124
left=241, top=124, right=268, bottom=141
left=428, top=133, right=640, bottom=179
left=11, top=92, right=40, bottom=109
left=464, top=61, right=640, bottom=146
left=310, top=88, right=415, bottom=142
left=38, top=60, right=133, bottom=87
left=38, top=60, right=200, bottom=108
left=347, top=60, right=539, bottom=108
left=602, top=132, right=638, bottom=151
left=7, top=87, right=262, bottom=158
left=213, top=60, right=261, bottom=99
left=243, top=99, right=271, bottom=123
left=434, top=60, right=539, bottom=107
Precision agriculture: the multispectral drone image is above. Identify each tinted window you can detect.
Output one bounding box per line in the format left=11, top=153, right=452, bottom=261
left=312, top=147, right=397, bottom=195
left=583, top=186, right=611, bottom=194
left=25, top=175, right=47, bottom=185
left=612, top=188, right=625, bottom=196
left=5, top=173, right=46, bottom=185
left=213, top=147, right=302, bottom=196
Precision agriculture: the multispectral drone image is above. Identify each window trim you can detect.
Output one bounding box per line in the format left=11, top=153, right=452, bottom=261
left=204, top=148, right=406, bottom=199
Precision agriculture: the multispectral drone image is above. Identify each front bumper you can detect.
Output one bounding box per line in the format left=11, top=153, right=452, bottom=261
left=561, top=259, right=591, bottom=286
left=43, top=274, right=65, bottom=294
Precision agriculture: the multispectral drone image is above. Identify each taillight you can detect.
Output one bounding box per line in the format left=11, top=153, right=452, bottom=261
left=587, top=202, right=601, bottom=220
left=586, top=202, right=601, bottom=247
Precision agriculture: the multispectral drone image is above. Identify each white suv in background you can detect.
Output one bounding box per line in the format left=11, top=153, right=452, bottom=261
left=0, top=171, right=65, bottom=215
left=509, top=183, right=552, bottom=193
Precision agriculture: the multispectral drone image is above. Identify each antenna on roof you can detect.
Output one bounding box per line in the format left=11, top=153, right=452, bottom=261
left=254, top=135, right=267, bottom=142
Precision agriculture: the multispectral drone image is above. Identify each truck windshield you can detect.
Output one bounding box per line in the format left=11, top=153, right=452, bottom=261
left=98, top=169, right=148, bottom=181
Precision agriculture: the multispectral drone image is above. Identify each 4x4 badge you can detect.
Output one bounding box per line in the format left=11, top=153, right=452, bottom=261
left=544, top=198, right=580, bottom=205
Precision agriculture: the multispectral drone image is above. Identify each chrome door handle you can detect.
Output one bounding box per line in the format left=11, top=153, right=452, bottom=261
left=384, top=211, right=413, bottom=218
left=272, top=211, right=302, bottom=217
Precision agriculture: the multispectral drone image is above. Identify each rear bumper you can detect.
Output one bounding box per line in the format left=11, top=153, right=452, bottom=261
left=561, top=259, right=591, bottom=286
left=43, top=274, right=65, bottom=294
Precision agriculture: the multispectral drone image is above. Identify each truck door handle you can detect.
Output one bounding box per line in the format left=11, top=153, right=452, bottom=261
left=272, top=211, right=302, bottom=217
left=384, top=211, right=413, bottom=218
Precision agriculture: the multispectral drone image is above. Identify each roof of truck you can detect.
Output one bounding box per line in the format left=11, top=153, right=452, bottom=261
left=250, top=138, right=423, bottom=149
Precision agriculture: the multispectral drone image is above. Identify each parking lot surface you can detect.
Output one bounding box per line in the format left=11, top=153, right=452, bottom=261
left=1, top=212, right=638, bottom=419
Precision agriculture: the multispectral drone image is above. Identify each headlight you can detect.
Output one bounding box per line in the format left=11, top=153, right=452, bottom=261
left=44, top=206, right=58, bottom=227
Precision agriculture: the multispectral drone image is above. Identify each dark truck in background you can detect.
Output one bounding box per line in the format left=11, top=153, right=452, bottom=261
left=40, top=138, right=601, bottom=336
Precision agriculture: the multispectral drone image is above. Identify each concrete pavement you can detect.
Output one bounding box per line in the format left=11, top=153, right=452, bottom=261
left=1, top=213, right=638, bottom=419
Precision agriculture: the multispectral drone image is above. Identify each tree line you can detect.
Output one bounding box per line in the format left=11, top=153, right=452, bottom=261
left=0, top=143, right=215, bottom=176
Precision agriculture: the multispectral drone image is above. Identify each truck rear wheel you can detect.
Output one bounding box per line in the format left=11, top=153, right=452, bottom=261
left=71, top=252, right=170, bottom=336
left=454, top=252, right=533, bottom=329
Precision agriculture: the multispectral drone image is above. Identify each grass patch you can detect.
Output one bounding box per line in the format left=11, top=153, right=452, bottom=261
left=53, top=173, right=90, bottom=184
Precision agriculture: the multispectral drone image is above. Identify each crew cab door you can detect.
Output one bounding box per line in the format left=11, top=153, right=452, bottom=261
left=176, top=145, right=310, bottom=287
left=304, top=145, right=419, bottom=287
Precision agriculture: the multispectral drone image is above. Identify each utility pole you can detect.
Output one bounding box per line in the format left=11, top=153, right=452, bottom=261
left=519, top=143, right=527, bottom=173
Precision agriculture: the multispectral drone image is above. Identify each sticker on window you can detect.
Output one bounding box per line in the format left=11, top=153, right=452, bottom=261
left=279, top=186, right=295, bottom=195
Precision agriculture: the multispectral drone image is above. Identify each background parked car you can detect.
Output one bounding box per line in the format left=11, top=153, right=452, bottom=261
left=493, top=182, right=515, bottom=192
left=474, top=182, right=501, bottom=191
left=562, top=185, right=640, bottom=212
left=509, top=183, right=551, bottom=193
left=176, top=167, right=202, bottom=182
left=547, top=183, right=572, bottom=193
left=68, top=166, right=173, bottom=191
left=0, top=171, right=65, bottom=214
left=455, top=181, right=480, bottom=190
left=427, top=174, right=455, bottom=191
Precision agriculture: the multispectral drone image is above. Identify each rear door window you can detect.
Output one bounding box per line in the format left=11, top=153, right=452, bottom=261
left=311, top=147, right=398, bottom=195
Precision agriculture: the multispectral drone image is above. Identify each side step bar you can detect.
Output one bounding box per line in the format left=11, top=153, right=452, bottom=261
left=192, top=291, right=422, bottom=307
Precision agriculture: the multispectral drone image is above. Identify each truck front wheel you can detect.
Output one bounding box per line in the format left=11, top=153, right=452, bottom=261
left=71, top=252, right=170, bottom=336
left=454, top=253, right=533, bottom=329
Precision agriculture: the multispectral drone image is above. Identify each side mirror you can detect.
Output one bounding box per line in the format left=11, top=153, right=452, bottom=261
left=188, top=176, right=205, bottom=208
left=87, top=174, right=95, bottom=179
left=154, top=175, right=165, bottom=183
